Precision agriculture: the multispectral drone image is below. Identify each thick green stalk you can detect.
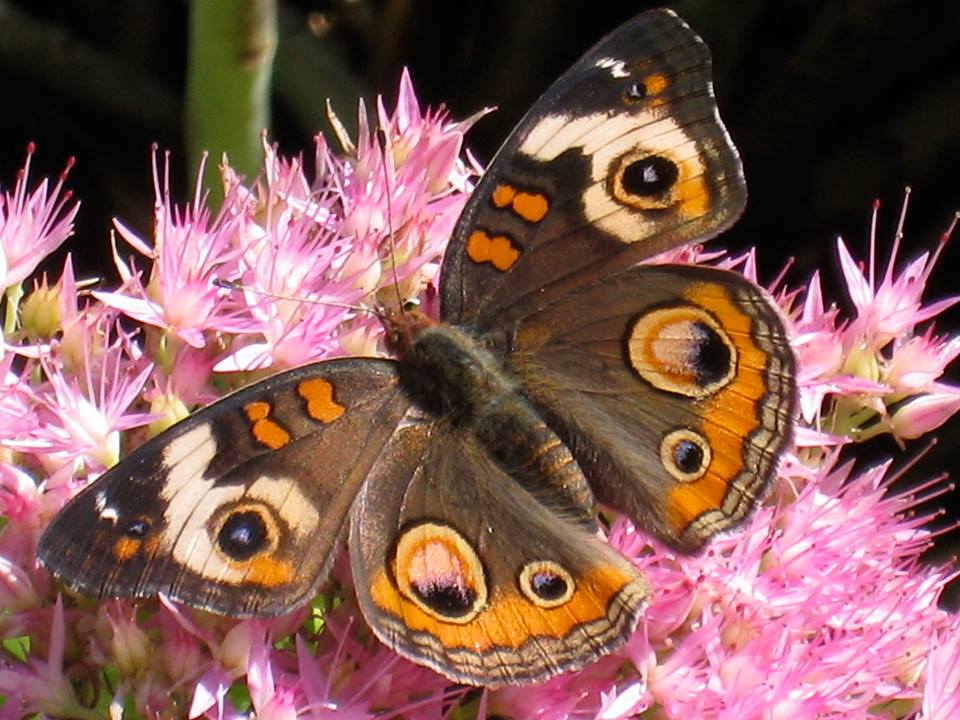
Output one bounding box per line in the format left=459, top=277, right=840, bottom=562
left=186, top=0, right=276, bottom=200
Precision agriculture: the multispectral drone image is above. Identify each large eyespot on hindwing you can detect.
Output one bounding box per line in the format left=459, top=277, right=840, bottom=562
left=391, top=522, right=488, bottom=623
left=624, top=304, right=736, bottom=398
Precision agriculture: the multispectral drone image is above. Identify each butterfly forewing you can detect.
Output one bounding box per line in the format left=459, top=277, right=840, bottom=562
left=440, top=9, right=746, bottom=328
left=38, top=360, right=410, bottom=617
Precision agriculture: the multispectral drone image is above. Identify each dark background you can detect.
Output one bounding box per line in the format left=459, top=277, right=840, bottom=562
left=1, top=1, right=958, bottom=605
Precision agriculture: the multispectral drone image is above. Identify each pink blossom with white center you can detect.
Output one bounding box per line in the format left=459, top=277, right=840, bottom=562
left=332, top=68, right=484, bottom=306
left=839, top=195, right=958, bottom=349
left=0, top=547, right=40, bottom=613
left=0, top=462, right=44, bottom=529
left=218, top=191, right=366, bottom=371
left=889, top=329, right=960, bottom=389
left=0, top=144, right=79, bottom=292
left=142, top=344, right=218, bottom=425
left=6, top=331, right=153, bottom=474
left=0, top=353, right=40, bottom=446
left=95, top=150, right=250, bottom=349
left=888, top=386, right=960, bottom=440
left=788, top=192, right=960, bottom=442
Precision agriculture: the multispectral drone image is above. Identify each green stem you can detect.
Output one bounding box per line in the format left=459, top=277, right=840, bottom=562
left=186, top=0, right=277, bottom=202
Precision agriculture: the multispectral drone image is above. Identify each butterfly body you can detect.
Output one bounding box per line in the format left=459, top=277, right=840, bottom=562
left=385, top=306, right=597, bottom=519
left=38, top=9, right=796, bottom=687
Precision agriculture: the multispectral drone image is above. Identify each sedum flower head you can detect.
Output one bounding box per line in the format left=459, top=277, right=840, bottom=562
left=0, top=76, right=957, bottom=720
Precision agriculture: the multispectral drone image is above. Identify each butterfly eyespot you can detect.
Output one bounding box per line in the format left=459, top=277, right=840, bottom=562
left=411, top=574, right=478, bottom=619
left=393, top=522, right=488, bottom=623
left=625, top=80, right=648, bottom=101
left=122, top=518, right=151, bottom=538
left=625, top=305, right=737, bottom=398
left=606, top=148, right=690, bottom=214
left=660, top=429, right=712, bottom=482
left=518, top=560, right=575, bottom=608
left=217, top=509, right=270, bottom=561
left=621, top=155, right=679, bottom=198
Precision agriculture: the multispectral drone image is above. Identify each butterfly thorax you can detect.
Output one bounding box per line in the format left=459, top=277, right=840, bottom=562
left=384, top=306, right=514, bottom=425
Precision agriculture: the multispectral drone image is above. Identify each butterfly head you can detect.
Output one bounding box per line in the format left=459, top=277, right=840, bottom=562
left=381, top=300, right=437, bottom=359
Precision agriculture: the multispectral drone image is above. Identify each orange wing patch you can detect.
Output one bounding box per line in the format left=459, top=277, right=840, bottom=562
left=643, top=72, right=668, bottom=96
left=369, top=562, right=638, bottom=652
left=660, top=282, right=773, bottom=534
left=243, top=401, right=292, bottom=450
left=490, top=184, right=550, bottom=223
left=242, top=555, right=295, bottom=588
left=297, top=378, right=345, bottom=423
left=112, top=536, right=141, bottom=561
left=466, top=230, right=521, bottom=271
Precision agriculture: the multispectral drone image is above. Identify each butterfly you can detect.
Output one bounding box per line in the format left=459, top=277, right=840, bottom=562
left=38, top=9, right=795, bottom=687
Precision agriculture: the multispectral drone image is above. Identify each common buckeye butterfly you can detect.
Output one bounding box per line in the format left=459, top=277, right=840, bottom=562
left=39, top=9, right=795, bottom=687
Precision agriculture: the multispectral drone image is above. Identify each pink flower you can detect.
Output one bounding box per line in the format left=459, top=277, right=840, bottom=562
left=0, top=145, right=78, bottom=293
left=0, top=597, right=100, bottom=719
left=790, top=193, right=960, bottom=443
left=888, top=386, right=960, bottom=439
left=246, top=637, right=299, bottom=720
left=922, top=618, right=960, bottom=720
left=6, top=330, right=154, bottom=475
left=96, top=151, right=249, bottom=350
left=838, top=194, right=957, bottom=348
left=294, top=609, right=463, bottom=719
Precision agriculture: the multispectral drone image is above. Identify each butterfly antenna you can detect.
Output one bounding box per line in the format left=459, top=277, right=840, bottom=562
left=379, top=127, right=406, bottom=314
left=213, top=278, right=385, bottom=320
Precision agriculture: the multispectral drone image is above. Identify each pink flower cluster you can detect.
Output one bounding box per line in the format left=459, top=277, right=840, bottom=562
left=0, top=73, right=957, bottom=719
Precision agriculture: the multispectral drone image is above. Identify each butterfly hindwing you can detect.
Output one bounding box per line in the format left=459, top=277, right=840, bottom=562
left=440, top=8, right=746, bottom=328
left=507, top=265, right=795, bottom=551
left=348, top=414, right=649, bottom=687
left=38, top=359, right=410, bottom=617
